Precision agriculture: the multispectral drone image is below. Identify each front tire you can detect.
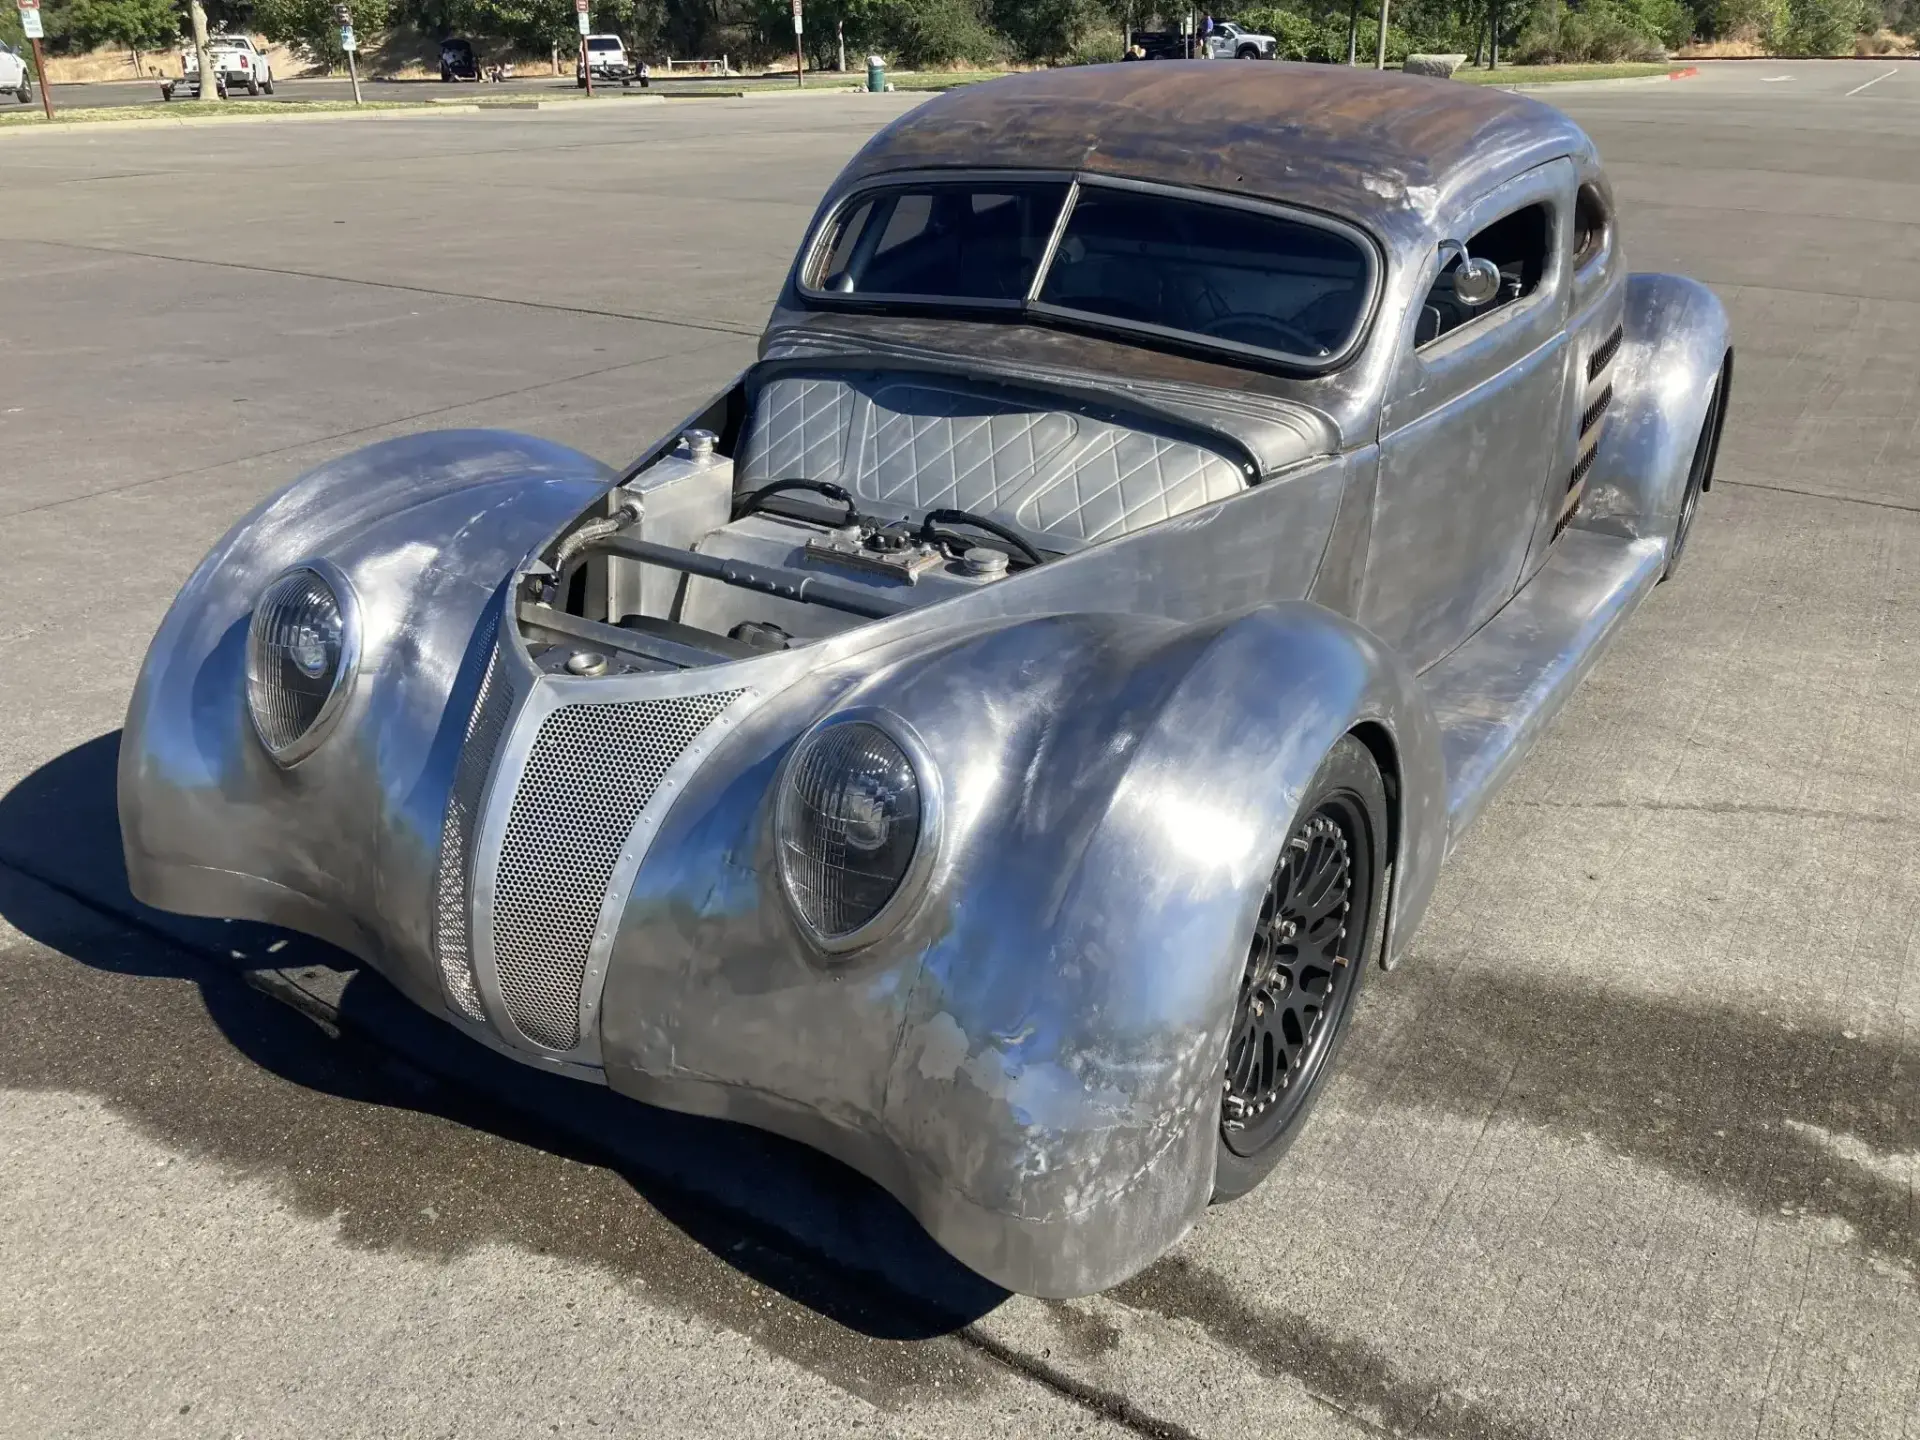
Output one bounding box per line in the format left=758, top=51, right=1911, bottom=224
left=1661, top=353, right=1731, bottom=582
left=1237, top=44, right=1260, bottom=58
left=1212, top=734, right=1387, bottom=1203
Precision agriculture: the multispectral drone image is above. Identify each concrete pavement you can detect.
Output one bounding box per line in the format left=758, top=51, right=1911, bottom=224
left=3, top=62, right=1919, bottom=1438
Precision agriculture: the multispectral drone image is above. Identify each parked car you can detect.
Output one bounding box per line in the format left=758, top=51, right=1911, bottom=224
left=577, top=33, right=635, bottom=85
left=0, top=40, right=30, bottom=104
left=163, top=35, right=272, bottom=98
left=439, top=36, right=480, bottom=81
left=121, top=64, right=1730, bottom=1299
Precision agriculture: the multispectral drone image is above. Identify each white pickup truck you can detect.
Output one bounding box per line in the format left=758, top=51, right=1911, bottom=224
left=0, top=39, right=31, bottom=104
left=1203, top=21, right=1278, bottom=57
left=164, top=35, right=275, bottom=98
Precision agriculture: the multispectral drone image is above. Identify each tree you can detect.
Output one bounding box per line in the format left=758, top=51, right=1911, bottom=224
left=254, top=0, right=388, bottom=61
left=64, top=0, right=178, bottom=69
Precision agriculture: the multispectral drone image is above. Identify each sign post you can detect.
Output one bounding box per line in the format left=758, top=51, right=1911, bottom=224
left=335, top=3, right=361, bottom=103
left=790, top=0, right=803, bottom=88
left=575, top=0, right=591, bottom=96
left=16, top=0, right=51, bottom=118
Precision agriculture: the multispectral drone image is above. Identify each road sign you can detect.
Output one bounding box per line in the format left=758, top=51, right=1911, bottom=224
left=339, top=24, right=356, bottom=50
left=575, top=10, right=589, bottom=33
left=18, top=0, right=43, bottom=39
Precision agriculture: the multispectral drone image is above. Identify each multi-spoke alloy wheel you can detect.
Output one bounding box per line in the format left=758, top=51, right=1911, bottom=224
left=1214, top=737, right=1383, bottom=1200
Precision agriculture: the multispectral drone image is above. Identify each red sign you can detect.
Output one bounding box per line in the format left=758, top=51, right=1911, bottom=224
left=17, top=1, right=39, bottom=12
left=574, top=0, right=587, bottom=10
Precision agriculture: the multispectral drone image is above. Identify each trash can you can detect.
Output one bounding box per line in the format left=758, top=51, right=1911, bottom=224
left=866, top=55, right=885, bottom=92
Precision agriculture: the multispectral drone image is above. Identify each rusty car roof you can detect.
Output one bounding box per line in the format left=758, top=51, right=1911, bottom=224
left=833, top=62, right=1592, bottom=241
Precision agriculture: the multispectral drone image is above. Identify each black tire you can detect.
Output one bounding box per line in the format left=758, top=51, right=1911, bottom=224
left=1212, top=734, right=1388, bottom=1203
left=1237, top=44, right=1260, bottom=57
left=1661, top=352, right=1731, bottom=582
left=246, top=74, right=261, bottom=95
left=263, top=74, right=274, bottom=93
left=17, top=82, right=29, bottom=104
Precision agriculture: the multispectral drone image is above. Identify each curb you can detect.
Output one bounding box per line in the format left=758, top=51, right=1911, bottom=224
left=1493, top=68, right=1701, bottom=93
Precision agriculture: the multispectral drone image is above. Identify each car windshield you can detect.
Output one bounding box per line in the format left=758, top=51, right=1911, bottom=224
left=805, top=178, right=1374, bottom=366
left=588, top=37, right=621, bottom=49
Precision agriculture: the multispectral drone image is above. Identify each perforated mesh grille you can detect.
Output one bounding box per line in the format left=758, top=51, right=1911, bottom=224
left=431, top=609, right=510, bottom=1025
left=491, top=691, right=742, bottom=1052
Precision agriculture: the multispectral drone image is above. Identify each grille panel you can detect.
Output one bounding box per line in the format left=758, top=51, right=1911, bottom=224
left=491, top=691, right=742, bottom=1052
left=432, top=607, right=509, bottom=1024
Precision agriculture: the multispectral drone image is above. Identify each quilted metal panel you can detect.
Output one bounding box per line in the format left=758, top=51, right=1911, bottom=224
left=736, top=372, right=1246, bottom=545
left=490, top=691, right=742, bottom=1052
left=1020, top=431, right=1247, bottom=543
left=858, top=382, right=1078, bottom=513
left=738, top=376, right=854, bottom=484
left=431, top=606, right=508, bottom=1025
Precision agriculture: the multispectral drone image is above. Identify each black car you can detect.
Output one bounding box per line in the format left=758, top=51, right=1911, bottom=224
left=439, top=37, right=480, bottom=81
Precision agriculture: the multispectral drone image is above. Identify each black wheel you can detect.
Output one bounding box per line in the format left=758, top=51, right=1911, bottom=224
left=1213, top=735, right=1387, bottom=1203
left=1662, top=352, right=1730, bottom=582
left=246, top=74, right=261, bottom=95
left=263, top=75, right=274, bottom=93
left=1237, top=44, right=1260, bottom=58
left=17, top=81, right=29, bottom=103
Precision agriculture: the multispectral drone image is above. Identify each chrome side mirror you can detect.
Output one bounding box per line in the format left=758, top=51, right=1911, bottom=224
left=1438, top=239, right=1503, bottom=307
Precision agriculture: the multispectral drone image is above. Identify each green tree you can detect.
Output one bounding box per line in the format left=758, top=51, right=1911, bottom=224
left=64, top=0, right=179, bottom=67
left=254, top=0, right=388, bottom=61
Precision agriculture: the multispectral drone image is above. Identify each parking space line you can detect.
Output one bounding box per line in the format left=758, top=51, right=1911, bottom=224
left=1846, top=68, right=1899, bottom=96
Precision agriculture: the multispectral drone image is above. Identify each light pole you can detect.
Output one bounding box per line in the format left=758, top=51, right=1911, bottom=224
left=1374, top=0, right=1389, bottom=68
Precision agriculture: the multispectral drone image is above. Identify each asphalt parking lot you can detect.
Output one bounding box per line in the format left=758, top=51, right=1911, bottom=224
left=3, top=59, right=1919, bottom=1438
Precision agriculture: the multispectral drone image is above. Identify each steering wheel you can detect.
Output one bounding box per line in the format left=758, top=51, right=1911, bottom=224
left=1196, top=312, right=1329, bottom=357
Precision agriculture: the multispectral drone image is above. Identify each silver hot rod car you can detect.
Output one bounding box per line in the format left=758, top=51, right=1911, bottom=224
left=121, top=64, right=1730, bottom=1298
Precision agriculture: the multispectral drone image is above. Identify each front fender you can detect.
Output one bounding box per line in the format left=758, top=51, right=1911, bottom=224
left=600, top=602, right=1443, bottom=1296
left=119, top=430, right=614, bottom=1007
left=880, top=602, right=1443, bottom=1293
left=1579, top=273, right=1731, bottom=543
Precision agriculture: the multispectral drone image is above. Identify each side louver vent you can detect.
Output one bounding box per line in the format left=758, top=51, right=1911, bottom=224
left=1587, top=323, right=1624, bottom=382
left=491, top=691, right=743, bottom=1052
left=432, top=606, right=509, bottom=1025
left=1556, top=324, right=1625, bottom=541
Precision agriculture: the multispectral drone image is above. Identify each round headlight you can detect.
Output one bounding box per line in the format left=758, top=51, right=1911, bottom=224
left=777, top=720, right=926, bottom=946
left=245, top=563, right=357, bottom=765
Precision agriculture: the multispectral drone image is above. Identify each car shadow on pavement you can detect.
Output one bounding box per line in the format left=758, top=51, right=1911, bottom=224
left=0, top=731, right=1010, bottom=1355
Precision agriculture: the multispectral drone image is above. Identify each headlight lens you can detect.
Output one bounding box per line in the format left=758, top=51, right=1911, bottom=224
left=246, top=565, right=355, bottom=764
left=777, top=721, right=923, bottom=944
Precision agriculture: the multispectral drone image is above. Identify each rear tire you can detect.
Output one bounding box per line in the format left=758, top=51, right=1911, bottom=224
left=1212, top=735, right=1388, bottom=1203
left=263, top=73, right=274, bottom=94
left=1237, top=44, right=1260, bottom=57
left=1661, top=353, right=1730, bottom=582
left=246, top=74, right=261, bottom=95
left=17, top=82, right=29, bottom=104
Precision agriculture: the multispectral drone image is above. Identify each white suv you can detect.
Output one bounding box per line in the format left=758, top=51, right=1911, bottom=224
left=0, top=40, right=31, bottom=104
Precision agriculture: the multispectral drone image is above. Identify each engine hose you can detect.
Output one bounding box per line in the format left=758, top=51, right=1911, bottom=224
left=547, top=494, right=644, bottom=602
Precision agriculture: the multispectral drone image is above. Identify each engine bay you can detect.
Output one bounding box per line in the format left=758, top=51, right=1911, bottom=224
left=515, top=427, right=1040, bottom=677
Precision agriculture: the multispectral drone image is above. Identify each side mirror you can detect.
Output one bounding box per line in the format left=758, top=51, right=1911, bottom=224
left=1437, top=239, right=1503, bottom=307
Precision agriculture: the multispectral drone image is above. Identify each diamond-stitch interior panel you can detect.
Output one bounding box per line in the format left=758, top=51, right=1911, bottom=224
left=737, top=373, right=1243, bottom=544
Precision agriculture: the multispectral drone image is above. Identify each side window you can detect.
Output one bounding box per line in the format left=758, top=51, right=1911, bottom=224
left=1415, top=201, right=1552, bottom=348
left=1571, top=183, right=1610, bottom=269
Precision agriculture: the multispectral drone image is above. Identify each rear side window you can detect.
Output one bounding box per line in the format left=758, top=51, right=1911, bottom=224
left=811, top=183, right=1069, bottom=304
left=1036, top=186, right=1372, bottom=361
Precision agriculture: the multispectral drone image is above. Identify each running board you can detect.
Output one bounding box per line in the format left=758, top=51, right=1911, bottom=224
left=1423, top=528, right=1667, bottom=848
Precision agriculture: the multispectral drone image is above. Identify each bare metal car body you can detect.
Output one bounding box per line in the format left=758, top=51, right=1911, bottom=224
left=120, top=65, right=1731, bottom=1298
